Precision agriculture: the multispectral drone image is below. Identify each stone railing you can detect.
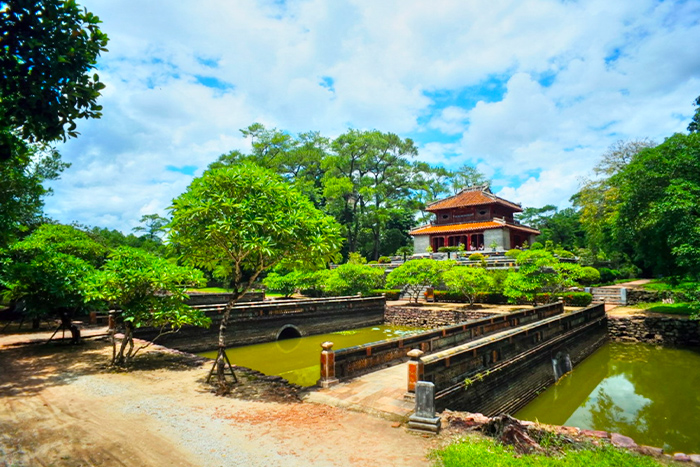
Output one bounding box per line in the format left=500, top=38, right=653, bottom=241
left=416, top=303, right=607, bottom=414
left=318, top=302, right=564, bottom=385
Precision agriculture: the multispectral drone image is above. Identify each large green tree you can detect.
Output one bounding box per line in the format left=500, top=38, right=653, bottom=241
left=503, top=249, right=583, bottom=305
left=0, top=142, right=68, bottom=247
left=84, top=247, right=208, bottom=366
left=0, top=0, right=109, bottom=149
left=2, top=224, right=106, bottom=339
left=386, top=258, right=454, bottom=303
left=169, top=163, right=343, bottom=386
left=614, top=132, right=700, bottom=277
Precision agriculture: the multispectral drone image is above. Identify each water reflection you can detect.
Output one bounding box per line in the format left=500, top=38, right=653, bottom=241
left=198, top=325, right=420, bottom=388
left=516, top=342, right=700, bottom=453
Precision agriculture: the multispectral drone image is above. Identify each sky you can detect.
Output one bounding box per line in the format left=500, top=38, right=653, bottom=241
left=45, top=0, right=700, bottom=233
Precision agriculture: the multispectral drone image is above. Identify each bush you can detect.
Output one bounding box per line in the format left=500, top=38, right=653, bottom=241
left=530, top=242, right=544, bottom=250
left=578, top=267, right=601, bottom=286
left=325, top=263, right=385, bottom=296
left=555, top=249, right=575, bottom=259
left=505, top=249, right=521, bottom=259
left=378, top=256, right=391, bottom=264
left=598, top=267, right=622, bottom=284
left=434, top=290, right=508, bottom=304
left=468, top=252, right=485, bottom=261
left=372, top=289, right=401, bottom=300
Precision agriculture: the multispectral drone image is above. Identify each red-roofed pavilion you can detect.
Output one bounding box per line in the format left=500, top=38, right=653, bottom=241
left=409, top=186, right=540, bottom=253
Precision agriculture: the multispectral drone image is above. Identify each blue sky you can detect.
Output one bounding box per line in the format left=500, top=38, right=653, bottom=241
left=45, top=0, right=700, bottom=232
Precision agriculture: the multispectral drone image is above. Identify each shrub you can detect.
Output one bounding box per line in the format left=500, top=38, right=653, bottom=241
left=368, top=260, right=378, bottom=264
left=530, top=242, right=544, bottom=250
left=324, top=262, right=385, bottom=296
left=505, top=249, right=521, bottom=259
left=598, top=267, right=622, bottom=284
left=555, top=249, right=575, bottom=259
left=434, top=290, right=508, bottom=304
left=468, top=252, right=485, bottom=261
left=372, top=289, right=401, bottom=300
left=577, top=267, right=600, bottom=286
left=377, top=256, right=391, bottom=264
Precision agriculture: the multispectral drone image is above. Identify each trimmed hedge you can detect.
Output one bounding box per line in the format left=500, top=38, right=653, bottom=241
left=372, top=289, right=402, bottom=300
left=434, top=291, right=508, bottom=304
left=433, top=290, right=592, bottom=307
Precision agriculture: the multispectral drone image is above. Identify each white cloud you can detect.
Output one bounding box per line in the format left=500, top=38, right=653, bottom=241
left=43, top=0, right=700, bottom=231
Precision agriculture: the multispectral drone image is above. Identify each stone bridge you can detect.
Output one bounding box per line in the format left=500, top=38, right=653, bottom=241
left=312, top=302, right=607, bottom=420
left=134, top=295, right=385, bottom=353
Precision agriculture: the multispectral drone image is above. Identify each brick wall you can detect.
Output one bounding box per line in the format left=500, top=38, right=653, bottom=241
left=608, top=315, right=700, bottom=346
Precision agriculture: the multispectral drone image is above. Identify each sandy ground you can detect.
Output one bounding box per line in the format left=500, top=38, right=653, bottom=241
left=0, top=331, right=437, bottom=467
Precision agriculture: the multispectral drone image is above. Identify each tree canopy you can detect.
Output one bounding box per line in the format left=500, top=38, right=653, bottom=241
left=169, top=163, right=343, bottom=385
left=0, top=0, right=109, bottom=148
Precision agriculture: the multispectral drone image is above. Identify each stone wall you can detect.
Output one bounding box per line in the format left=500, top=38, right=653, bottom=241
left=134, top=296, right=385, bottom=352
left=185, top=292, right=263, bottom=305
left=421, top=303, right=607, bottom=415
left=625, top=289, right=663, bottom=305
left=608, top=315, right=700, bottom=346
left=385, top=305, right=496, bottom=328
left=332, top=303, right=564, bottom=381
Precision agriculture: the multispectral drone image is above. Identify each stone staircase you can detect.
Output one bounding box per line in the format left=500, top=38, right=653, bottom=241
left=588, top=287, right=627, bottom=306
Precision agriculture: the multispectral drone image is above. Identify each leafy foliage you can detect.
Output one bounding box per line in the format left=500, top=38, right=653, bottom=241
left=386, top=259, right=454, bottom=303
left=83, top=247, right=208, bottom=365
left=504, top=250, right=583, bottom=305
left=0, top=0, right=109, bottom=145
left=442, top=266, right=492, bottom=306
left=324, top=263, right=385, bottom=297
left=0, top=141, right=69, bottom=247
left=3, top=224, right=106, bottom=319
left=169, top=163, right=343, bottom=384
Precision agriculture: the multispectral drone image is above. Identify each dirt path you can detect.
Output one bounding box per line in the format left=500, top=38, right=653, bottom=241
left=0, top=337, right=436, bottom=467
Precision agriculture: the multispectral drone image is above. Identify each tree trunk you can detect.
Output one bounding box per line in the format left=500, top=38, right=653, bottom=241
left=60, top=312, right=81, bottom=345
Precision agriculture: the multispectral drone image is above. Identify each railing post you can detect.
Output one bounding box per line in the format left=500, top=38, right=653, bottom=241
left=318, top=341, right=338, bottom=388
left=407, top=349, right=425, bottom=393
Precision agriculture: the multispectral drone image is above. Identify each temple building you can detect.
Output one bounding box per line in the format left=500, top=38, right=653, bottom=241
left=409, top=185, right=540, bottom=253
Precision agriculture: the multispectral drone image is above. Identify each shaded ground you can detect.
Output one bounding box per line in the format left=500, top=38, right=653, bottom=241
left=0, top=334, right=436, bottom=467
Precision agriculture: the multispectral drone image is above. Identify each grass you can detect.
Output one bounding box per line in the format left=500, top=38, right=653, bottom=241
left=432, top=435, right=668, bottom=467
left=632, top=301, right=698, bottom=316
left=188, top=287, right=234, bottom=293
left=642, top=278, right=700, bottom=292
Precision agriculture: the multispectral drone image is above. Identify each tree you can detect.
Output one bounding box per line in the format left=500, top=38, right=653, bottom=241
left=613, top=132, right=700, bottom=277
left=503, top=250, right=583, bottom=305
left=572, top=139, right=656, bottom=257
left=323, top=263, right=385, bottom=296
left=0, top=142, right=69, bottom=247
left=386, top=259, right=454, bottom=303
left=169, top=163, right=343, bottom=387
left=132, top=214, right=168, bottom=242
left=449, top=164, right=491, bottom=193
left=83, top=247, right=208, bottom=366
left=688, top=95, right=700, bottom=134
left=396, top=245, right=413, bottom=261
left=442, top=266, right=491, bottom=307
left=262, top=270, right=307, bottom=298
left=3, top=224, right=106, bottom=340
left=0, top=0, right=109, bottom=150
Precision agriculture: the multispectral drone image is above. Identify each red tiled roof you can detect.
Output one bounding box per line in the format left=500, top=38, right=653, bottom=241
left=426, top=186, right=523, bottom=212
left=410, top=221, right=505, bottom=235
left=409, top=221, right=541, bottom=236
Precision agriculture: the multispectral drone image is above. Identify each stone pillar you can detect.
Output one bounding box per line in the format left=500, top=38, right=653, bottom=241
left=408, top=381, right=441, bottom=433
left=318, top=341, right=338, bottom=388
left=407, top=349, right=424, bottom=393
left=108, top=310, right=116, bottom=331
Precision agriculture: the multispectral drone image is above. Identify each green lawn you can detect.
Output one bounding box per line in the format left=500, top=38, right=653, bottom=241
left=432, top=435, right=667, bottom=467
left=642, top=278, right=700, bottom=292
left=633, top=301, right=698, bottom=316
left=188, top=287, right=234, bottom=293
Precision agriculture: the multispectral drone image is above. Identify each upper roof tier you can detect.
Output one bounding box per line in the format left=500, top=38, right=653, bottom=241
left=426, top=185, right=523, bottom=213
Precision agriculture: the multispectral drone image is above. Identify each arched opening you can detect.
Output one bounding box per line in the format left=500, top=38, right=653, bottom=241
left=277, top=324, right=302, bottom=341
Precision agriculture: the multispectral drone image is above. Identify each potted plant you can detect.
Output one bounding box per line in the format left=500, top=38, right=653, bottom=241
left=489, top=241, right=498, bottom=252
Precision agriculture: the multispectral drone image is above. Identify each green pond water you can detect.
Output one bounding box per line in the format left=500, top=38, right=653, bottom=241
left=515, top=342, right=700, bottom=453
left=199, top=325, right=421, bottom=387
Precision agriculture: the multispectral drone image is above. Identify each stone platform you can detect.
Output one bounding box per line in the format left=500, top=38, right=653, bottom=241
left=304, top=363, right=414, bottom=422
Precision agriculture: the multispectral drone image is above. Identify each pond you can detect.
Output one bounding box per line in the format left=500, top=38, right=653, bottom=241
left=198, top=325, right=421, bottom=387
left=515, top=342, right=700, bottom=454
